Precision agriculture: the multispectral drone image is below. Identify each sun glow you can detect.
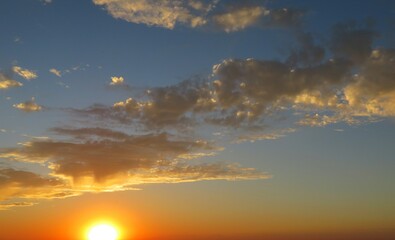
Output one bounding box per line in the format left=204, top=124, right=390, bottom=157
left=87, top=223, right=119, bottom=240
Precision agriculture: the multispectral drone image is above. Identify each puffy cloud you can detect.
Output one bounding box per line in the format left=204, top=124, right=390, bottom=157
left=344, top=49, right=395, bottom=116
left=92, top=0, right=305, bottom=32
left=213, top=6, right=269, bottom=32
left=210, top=58, right=350, bottom=126
left=12, top=66, right=37, bottom=80
left=74, top=56, right=353, bottom=130
left=78, top=80, right=212, bottom=128
left=49, top=68, right=62, bottom=77
left=108, top=76, right=133, bottom=91
left=110, top=76, right=124, bottom=85
left=73, top=39, right=393, bottom=132
left=0, top=73, right=23, bottom=89
left=13, top=97, right=43, bottom=112
left=92, top=0, right=213, bottom=29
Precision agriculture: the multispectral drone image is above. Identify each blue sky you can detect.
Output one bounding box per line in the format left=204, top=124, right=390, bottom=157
left=1, top=0, right=395, bottom=238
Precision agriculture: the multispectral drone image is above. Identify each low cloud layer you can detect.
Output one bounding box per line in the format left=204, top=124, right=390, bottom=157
left=0, top=168, right=74, bottom=209
left=0, top=126, right=267, bottom=207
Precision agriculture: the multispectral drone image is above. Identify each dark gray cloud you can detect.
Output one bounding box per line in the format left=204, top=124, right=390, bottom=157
left=0, top=168, right=73, bottom=209
left=1, top=128, right=266, bottom=187
left=331, top=21, right=378, bottom=64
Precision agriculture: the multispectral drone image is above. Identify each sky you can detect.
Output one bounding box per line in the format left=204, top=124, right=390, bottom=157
left=1, top=0, right=395, bottom=239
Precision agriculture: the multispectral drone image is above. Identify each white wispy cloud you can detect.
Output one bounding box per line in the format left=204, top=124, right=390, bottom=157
left=41, top=0, right=52, bottom=5
left=49, top=68, right=62, bottom=77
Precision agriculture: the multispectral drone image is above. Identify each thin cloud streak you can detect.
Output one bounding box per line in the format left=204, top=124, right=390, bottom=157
left=12, top=66, right=37, bottom=80
left=92, top=0, right=305, bottom=32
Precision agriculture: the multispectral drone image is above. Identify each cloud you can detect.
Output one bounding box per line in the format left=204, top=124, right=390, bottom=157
left=13, top=97, right=43, bottom=112
left=12, top=66, right=37, bottom=80
left=41, top=0, right=52, bottom=4
left=287, top=31, right=326, bottom=66
left=108, top=76, right=132, bottom=90
left=210, top=58, right=350, bottom=127
left=92, top=0, right=305, bottom=32
left=49, top=68, right=62, bottom=77
left=4, top=19, right=395, bottom=209
left=0, top=128, right=267, bottom=198
left=344, top=48, right=395, bottom=116
left=92, top=0, right=214, bottom=29
left=73, top=20, right=393, bottom=132
left=236, top=128, right=297, bottom=143
left=264, top=8, right=305, bottom=28
left=330, top=21, right=378, bottom=64
left=77, top=79, right=213, bottom=128
left=0, top=168, right=72, bottom=208
left=0, top=73, right=23, bottom=89
left=0, top=202, right=36, bottom=210
left=110, top=76, right=124, bottom=85
left=213, top=5, right=269, bottom=32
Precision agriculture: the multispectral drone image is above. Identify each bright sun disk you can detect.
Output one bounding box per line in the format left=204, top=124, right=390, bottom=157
left=88, top=224, right=118, bottom=240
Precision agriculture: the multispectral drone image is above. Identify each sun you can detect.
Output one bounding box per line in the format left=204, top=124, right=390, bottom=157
left=87, top=223, right=119, bottom=240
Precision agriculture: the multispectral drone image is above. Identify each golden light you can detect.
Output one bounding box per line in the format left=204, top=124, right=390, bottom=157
left=87, top=223, right=119, bottom=240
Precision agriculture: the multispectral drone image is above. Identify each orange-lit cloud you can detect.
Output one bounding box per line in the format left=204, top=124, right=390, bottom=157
left=2, top=17, right=395, bottom=211
left=0, top=72, right=23, bottom=89
left=213, top=6, right=269, bottom=32
left=12, top=66, right=37, bottom=80
left=0, top=168, right=74, bottom=209
left=72, top=19, right=395, bottom=136
left=92, top=0, right=305, bottom=32
left=0, top=127, right=267, bottom=206
left=13, top=97, right=43, bottom=112
left=108, top=76, right=132, bottom=90
left=109, top=76, right=124, bottom=85
left=92, top=0, right=213, bottom=29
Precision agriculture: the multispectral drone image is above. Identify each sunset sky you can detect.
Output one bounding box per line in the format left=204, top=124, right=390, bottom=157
left=1, top=0, right=395, bottom=239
